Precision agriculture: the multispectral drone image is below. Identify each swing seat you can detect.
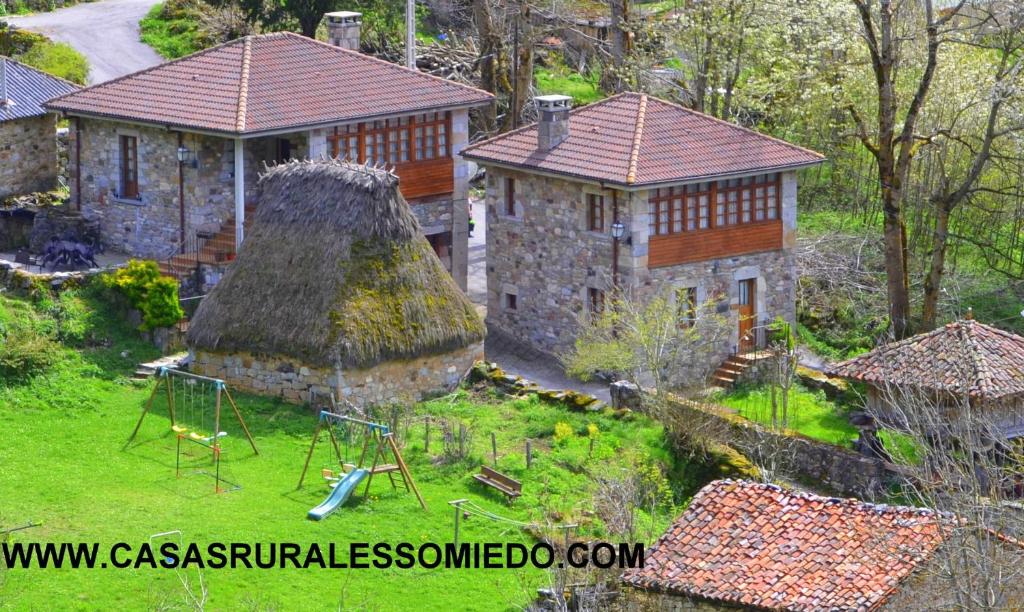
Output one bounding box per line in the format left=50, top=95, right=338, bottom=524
left=189, top=431, right=227, bottom=444
left=171, top=425, right=189, bottom=434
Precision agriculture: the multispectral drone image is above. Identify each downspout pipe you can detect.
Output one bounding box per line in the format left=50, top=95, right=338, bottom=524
left=177, top=132, right=186, bottom=254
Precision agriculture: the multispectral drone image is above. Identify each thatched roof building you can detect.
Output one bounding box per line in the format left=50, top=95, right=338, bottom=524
left=188, top=159, right=485, bottom=372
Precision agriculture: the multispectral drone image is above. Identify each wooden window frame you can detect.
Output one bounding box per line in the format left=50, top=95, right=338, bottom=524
left=587, top=193, right=605, bottom=232
left=505, top=177, right=516, bottom=217
left=327, top=112, right=451, bottom=166
left=647, top=174, right=780, bottom=237
left=119, top=135, right=139, bottom=199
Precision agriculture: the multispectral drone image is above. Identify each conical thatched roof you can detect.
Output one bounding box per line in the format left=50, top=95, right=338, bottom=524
left=187, top=159, right=485, bottom=369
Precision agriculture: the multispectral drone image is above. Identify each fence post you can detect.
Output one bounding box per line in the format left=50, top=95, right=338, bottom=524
left=491, top=432, right=497, bottom=467
left=424, top=418, right=430, bottom=454
left=526, top=439, right=532, bottom=469
left=459, top=424, right=466, bottom=457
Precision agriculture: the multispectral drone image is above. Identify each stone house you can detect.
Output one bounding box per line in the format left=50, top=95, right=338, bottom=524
left=461, top=93, right=823, bottom=374
left=44, top=13, right=492, bottom=290
left=187, top=159, right=485, bottom=406
left=621, top=479, right=1024, bottom=611
left=828, top=317, right=1024, bottom=439
left=0, top=57, right=78, bottom=199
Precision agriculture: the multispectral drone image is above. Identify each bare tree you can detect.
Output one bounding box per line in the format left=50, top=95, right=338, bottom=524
left=563, top=287, right=730, bottom=399
left=919, top=3, right=1024, bottom=329
left=868, top=362, right=1024, bottom=608
left=848, top=0, right=966, bottom=338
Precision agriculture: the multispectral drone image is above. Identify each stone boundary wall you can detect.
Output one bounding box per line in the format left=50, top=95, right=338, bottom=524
left=191, top=342, right=484, bottom=406
left=669, top=396, right=905, bottom=499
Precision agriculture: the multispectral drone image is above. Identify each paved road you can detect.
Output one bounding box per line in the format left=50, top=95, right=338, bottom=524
left=8, top=0, right=164, bottom=85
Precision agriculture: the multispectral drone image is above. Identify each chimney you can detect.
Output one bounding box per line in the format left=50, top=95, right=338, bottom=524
left=0, top=58, right=11, bottom=108
left=536, top=95, right=572, bottom=150
left=325, top=11, right=362, bottom=51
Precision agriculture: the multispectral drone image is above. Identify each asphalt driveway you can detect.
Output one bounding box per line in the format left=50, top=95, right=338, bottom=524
left=8, top=0, right=164, bottom=84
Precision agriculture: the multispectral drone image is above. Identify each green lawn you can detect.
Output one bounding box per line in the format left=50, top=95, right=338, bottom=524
left=714, top=383, right=859, bottom=446
left=712, top=383, right=920, bottom=463
left=535, top=66, right=603, bottom=105
left=0, top=286, right=690, bottom=609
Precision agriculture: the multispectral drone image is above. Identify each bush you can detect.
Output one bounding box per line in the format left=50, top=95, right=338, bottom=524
left=553, top=421, right=574, bottom=443
left=101, top=260, right=184, bottom=330
left=0, top=322, right=60, bottom=380
left=17, top=41, right=89, bottom=84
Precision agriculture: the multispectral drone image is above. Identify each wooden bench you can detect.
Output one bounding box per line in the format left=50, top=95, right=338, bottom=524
left=473, top=466, right=522, bottom=502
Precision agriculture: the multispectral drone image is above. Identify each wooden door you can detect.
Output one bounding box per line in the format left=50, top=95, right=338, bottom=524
left=738, top=278, right=756, bottom=352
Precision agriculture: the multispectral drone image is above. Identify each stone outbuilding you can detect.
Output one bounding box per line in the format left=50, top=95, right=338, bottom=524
left=622, top=479, right=1024, bottom=611
left=461, top=93, right=824, bottom=378
left=0, top=57, right=79, bottom=199
left=828, top=317, right=1024, bottom=439
left=186, top=158, right=485, bottom=406
left=45, top=16, right=492, bottom=290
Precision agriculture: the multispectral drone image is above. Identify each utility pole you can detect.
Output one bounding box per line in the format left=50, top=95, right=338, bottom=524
left=406, top=0, right=417, bottom=70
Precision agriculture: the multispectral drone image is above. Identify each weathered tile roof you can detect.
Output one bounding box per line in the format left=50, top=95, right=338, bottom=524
left=0, top=57, right=79, bottom=123
left=460, top=93, right=824, bottom=187
left=45, top=33, right=492, bottom=135
left=828, top=319, right=1024, bottom=400
left=622, top=480, right=945, bottom=611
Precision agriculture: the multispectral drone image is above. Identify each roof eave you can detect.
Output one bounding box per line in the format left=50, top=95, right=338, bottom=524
left=49, top=98, right=493, bottom=140
left=460, top=156, right=827, bottom=190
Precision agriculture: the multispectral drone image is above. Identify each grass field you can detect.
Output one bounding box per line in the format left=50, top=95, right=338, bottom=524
left=0, top=286, right=690, bottom=610
left=712, top=383, right=919, bottom=463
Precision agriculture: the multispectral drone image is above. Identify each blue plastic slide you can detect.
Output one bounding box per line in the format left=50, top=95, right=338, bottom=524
left=308, top=468, right=368, bottom=520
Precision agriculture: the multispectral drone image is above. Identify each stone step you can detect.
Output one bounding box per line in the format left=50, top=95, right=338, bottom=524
left=711, top=374, right=735, bottom=388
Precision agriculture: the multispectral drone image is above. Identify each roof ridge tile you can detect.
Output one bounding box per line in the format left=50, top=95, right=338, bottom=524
left=625, top=93, right=647, bottom=185
left=235, top=36, right=252, bottom=132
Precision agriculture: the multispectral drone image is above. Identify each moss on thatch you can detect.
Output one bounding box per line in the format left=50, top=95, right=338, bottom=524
left=187, top=159, right=485, bottom=369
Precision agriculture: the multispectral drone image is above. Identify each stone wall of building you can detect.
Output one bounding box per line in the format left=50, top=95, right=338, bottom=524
left=0, top=114, right=60, bottom=199
left=70, top=118, right=307, bottom=259
left=485, top=168, right=617, bottom=354
left=191, top=342, right=484, bottom=406
left=484, top=167, right=799, bottom=360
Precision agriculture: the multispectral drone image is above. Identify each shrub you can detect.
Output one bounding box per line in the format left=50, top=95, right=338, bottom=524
left=101, top=260, right=184, bottom=330
left=0, top=322, right=60, bottom=380
left=553, top=421, right=573, bottom=443
left=17, top=41, right=89, bottom=84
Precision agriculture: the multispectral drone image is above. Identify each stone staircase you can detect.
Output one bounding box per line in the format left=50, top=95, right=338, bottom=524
left=710, top=352, right=771, bottom=389
left=158, top=207, right=255, bottom=281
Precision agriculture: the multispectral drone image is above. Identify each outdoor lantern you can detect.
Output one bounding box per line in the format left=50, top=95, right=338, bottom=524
left=176, top=145, right=193, bottom=164
left=611, top=221, right=626, bottom=240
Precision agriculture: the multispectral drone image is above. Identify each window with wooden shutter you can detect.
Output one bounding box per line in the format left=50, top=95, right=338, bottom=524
left=587, top=193, right=605, bottom=232
left=505, top=177, right=516, bottom=216
left=119, top=135, right=139, bottom=199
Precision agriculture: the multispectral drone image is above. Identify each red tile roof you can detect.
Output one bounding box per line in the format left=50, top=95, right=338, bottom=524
left=461, top=93, right=824, bottom=186
left=45, top=33, right=492, bottom=135
left=623, top=480, right=945, bottom=611
left=828, top=319, right=1024, bottom=400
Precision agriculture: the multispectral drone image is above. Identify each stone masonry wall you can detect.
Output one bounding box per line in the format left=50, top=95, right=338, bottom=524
left=70, top=118, right=307, bottom=258
left=484, top=167, right=799, bottom=361
left=485, top=168, right=617, bottom=354
left=192, top=342, right=484, bottom=406
left=0, top=114, right=59, bottom=198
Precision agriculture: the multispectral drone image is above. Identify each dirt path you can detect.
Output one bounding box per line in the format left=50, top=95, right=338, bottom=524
left=8, top=0, right=164, bottom=85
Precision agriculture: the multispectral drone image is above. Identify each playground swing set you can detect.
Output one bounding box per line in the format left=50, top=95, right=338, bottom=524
left=298, top=411, right=427, bottom=519
left=125, top=367, right=259, bottom=493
